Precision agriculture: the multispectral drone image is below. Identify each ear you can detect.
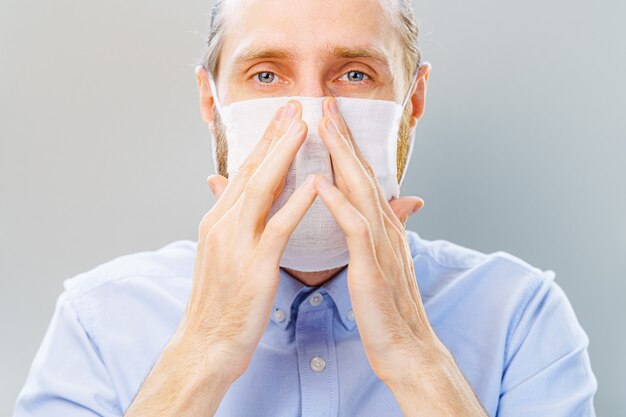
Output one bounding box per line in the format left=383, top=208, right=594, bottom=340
left=407, top=61, right=431, bottom=133
left=195, top=65, right=217, bottom=128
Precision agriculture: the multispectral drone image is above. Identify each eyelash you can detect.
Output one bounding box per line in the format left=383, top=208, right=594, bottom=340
left=251, top=69, right=371, bottom=86
left=339, top=69, right=371, bottom=83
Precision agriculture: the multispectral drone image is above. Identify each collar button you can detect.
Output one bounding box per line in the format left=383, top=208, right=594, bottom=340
left=308, top=291, right=324, bottom=306
left=273, top=308, right=286, bottom=323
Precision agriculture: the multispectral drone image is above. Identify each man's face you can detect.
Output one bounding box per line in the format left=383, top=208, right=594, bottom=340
left=197, top=0, right=430, bottom=179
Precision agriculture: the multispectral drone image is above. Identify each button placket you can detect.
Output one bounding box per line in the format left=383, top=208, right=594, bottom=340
left=295, top=305, right=339, bottom=417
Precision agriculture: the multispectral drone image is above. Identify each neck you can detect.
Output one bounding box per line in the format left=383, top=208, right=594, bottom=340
left=283, top=265, right=346, bottom=287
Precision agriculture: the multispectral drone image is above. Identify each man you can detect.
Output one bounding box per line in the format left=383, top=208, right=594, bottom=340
left=14, top=0, right=597, bottom=416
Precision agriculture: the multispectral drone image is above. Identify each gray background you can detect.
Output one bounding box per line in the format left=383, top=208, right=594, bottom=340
left=1, top=0, right=624, bottom=415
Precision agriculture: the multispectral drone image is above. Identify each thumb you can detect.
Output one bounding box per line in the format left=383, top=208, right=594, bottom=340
left=388, top=196, right=424, bottom=226
left=207, top=174, right=229, bottom=200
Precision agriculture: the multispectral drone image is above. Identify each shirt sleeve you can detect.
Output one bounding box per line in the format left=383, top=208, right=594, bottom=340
left=496, top=271, right=597, bottom=417
left=13, top=291, right=122, bottom=417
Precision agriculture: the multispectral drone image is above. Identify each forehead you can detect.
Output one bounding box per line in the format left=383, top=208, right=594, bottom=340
left=219, top=0, right=403, bottom=72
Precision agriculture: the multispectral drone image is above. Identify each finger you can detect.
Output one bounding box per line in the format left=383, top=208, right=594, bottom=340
left=239, top=100, right=308, bottom=230
left=256, top=174, right=318, bottom=266
left=320, top=98, right=408, bottom=276
left=330, top=99, right=404, bottom=231
left=334, top=105, right=417, bottom=233
left=267, top=102, right=301, bottom=201
left=213, top=104, right=286, bottom=212
left=318, top=113, right=385, bottom=234
left=326, top=101, right=424, bottom=310
left=313, top=175, right=380, bottom=274
left=324, top=98, right=417, bottom=280
left=388, top=196, right=424, bottom=226
left=207, top=174, right=229, bottom=200
left=198, top=106, right=285, bottom=242
left=323, top=96, right=355, bottom=153
left=269, top=101, right=302, bottom=153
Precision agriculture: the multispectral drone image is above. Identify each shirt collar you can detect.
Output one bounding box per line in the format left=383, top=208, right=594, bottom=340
left=271, top=266, right=356, bottom=331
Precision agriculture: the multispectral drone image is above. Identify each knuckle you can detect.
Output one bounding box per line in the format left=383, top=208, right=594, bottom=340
left=243, top=181, right=261, bottom=199
left=198, top=216, right=211, bottom=237
left=274, top=120, right=292, bottom=139
left=347, top=214, right=371, bottom=239
left=243, top=178, right=270, bottom=200
left=260, top=134, right=273, bottom=149
left=198, top=211, right=218, bottom=238
left=205, top=222, right=227, bottom=248
left=236, top=161, right=257, bottom=179
left=265, top=217, right=289, bottom=239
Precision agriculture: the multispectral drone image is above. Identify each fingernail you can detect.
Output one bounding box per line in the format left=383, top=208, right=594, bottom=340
left=317, top=176, right=331, bottom=189
left=329, top=97, right=339, bottom=114
left=284, top=102, right=298, bottom=119
left=411, top=201, right=424, bottom=214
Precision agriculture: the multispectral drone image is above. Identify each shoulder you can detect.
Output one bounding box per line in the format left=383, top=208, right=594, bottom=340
left=404, top=231, right=595, bottom=400
left=405, top=229, right=567, bottom=332
left=60, top=239, right=197, bottom=331
left=63, top=239, right=197, bottom=295
left=406, top=229, right=549, bottom=289
left=20, top=241, right=199, bottom=411
left=406, top=229, right=544, bottom=274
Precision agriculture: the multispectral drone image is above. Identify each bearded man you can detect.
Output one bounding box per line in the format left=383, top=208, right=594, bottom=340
left=14, top=0, right=597, bottom=416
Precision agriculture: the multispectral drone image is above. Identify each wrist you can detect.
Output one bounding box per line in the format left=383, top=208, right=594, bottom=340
left=167, top=330, right=245, bottom=386
left=124, top=335, right=236, bottom=416
left=384, top=334, right=453, bottom=394
left=385, top=339, right=487, bottom=417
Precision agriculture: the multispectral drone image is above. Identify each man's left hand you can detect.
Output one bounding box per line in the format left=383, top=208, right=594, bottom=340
left=315, top=96, right=488, bottom=417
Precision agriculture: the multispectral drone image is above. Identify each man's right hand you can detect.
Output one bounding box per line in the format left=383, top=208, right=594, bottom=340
left=125, top=100, right=314, bottom=416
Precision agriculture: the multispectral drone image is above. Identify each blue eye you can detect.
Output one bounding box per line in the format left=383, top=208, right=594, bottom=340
left=256, top=72, right=275, bottom=83
left=343, top=70, right=368, bottom=82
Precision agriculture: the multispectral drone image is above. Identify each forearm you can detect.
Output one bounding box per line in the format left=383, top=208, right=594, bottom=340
left=387, top=343, right=488, bottom=417
left=124, top=335, right=236, bottom=417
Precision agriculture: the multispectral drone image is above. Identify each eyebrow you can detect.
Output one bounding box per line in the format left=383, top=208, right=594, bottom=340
left=232, top=43, right=391, bottom=68
left=233, top=47, right=295, bottom=64
left=329, top=45, right=389, bottom=65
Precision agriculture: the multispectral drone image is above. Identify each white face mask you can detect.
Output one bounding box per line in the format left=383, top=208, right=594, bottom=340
left=207, top=70, right=419, bottom=272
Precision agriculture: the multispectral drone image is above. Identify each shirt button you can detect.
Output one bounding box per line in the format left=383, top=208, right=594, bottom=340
left=273, top=309, right=286, bottom=323
left=347, top=309, right=355, bottom=321
left=309, top=291, right=323, bottom=306
left=309, top=356, right=326, bottom=372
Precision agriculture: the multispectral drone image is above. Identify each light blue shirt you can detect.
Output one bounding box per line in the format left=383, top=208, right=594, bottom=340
left=14, top=230, right=597, bottom=416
